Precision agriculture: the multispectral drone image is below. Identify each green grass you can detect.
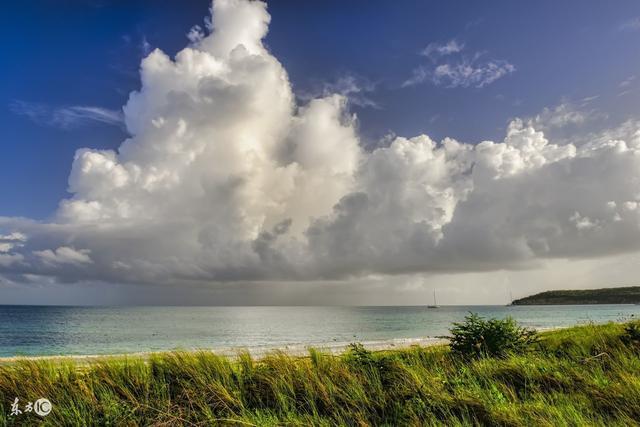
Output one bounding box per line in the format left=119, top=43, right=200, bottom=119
left=1, top=321, right=639, bottom=426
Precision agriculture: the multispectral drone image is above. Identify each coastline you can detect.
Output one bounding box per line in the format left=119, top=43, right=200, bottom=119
left=0, top=324, right=570, bottom=364
left=0, top=324, right=586, bottom=364
left=0, top=321, right=636, bottom=425
left=1, top=305, right=636, bottom=364
left=0, top=336, right=449, bottom=365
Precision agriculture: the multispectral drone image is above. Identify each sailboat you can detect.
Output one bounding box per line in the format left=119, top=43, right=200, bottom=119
left=427, top=289, right=440, bottom=308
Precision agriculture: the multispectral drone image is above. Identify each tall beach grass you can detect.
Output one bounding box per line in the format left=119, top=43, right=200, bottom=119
left=0, top=321, right=639, bottom=425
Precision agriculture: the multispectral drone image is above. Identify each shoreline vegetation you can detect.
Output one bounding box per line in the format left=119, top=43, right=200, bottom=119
left=1, top=318, right=639, bottom=425
left=0, top=327, right=568, bottom=365
left=512, top=286, right=640, bottom=305
left=0, top=337, right=448, bottom=365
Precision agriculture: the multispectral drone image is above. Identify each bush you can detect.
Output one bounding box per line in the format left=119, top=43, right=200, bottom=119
left=448, top=313, right=537, bottom=358
left=345, top=343, right=377, bottom=369
left=621, top=320, right=640, bottom=348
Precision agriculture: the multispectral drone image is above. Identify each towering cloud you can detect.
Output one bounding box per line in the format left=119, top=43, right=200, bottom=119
left=2, top=0, right=640, bottom=290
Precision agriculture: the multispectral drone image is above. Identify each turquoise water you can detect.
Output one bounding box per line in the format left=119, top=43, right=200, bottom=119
left=0, top=305, right=638, bottom=357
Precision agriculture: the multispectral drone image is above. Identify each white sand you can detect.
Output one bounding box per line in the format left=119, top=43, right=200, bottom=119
left=0, top=323, right=587, bottom=365
left=0, top=336, right=448, bottom=365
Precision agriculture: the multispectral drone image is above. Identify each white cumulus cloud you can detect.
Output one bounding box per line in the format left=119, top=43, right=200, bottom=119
left=2, top=0, right=640, bottom=295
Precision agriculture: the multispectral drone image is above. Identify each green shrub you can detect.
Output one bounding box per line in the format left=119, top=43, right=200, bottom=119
left=448, top=313, right=537, bottom=358
left=345, top=343, right=376, bottom=369
left=621, top=320, right=640, bottom=348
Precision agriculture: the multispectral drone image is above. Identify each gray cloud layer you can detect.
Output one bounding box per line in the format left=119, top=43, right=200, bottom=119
left=2, top=0, right=640, bottom=291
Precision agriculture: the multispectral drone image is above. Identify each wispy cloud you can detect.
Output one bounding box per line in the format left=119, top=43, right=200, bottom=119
left=579, top=95, right=600, bottom=104
left=616, top=76, right=637, bottom=97
left=619, top=75, right=636, bottom=88
left=619, top=17, right=640, bottom=31
left=140, top=36, right=152, bottom=56
left=529, top=102, right=602, bottom=131
left=403, top=57, right=515, bottom=88
left=187, top=25, right=206, bottom=44
left=299, top=74, right=380, bottom=109
left=524, top=100, right=610, bottom=147
left=121, top=33, right=153, bottom=57
left=465, top=17, right=484, bottom=30
left=420, top=40, right=464, bottom=60
left=404, top=41, right=515, bottom=88
left=430, top=59, right=514, bottom=88
left=9, top=101, right=124, bottom=130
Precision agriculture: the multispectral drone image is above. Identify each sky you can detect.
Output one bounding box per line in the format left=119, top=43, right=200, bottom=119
left=1, top=0, right=640, bottom=305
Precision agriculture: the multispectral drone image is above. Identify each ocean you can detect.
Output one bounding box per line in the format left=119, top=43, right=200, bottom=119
left=0, top=305, right=638, bottom=357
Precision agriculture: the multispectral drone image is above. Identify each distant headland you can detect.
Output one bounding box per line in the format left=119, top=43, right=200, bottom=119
left=512, top=286, right=640, bottom=305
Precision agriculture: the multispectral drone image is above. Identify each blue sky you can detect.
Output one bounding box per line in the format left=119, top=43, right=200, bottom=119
left=3, top=0, right=640, bottom=305
left=2, top=0, right=639, bottom=219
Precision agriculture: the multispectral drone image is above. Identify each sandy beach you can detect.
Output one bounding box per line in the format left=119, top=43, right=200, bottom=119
left=0, top=336, right=449, bottom=365
left=0, top=324, right=576, bottom=365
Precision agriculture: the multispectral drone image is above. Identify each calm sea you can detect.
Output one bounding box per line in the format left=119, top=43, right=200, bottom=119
left=0, top=305, right=638, bottom=357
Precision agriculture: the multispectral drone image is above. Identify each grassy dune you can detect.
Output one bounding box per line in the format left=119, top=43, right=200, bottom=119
left=1, top=322, right=639, bottom=426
